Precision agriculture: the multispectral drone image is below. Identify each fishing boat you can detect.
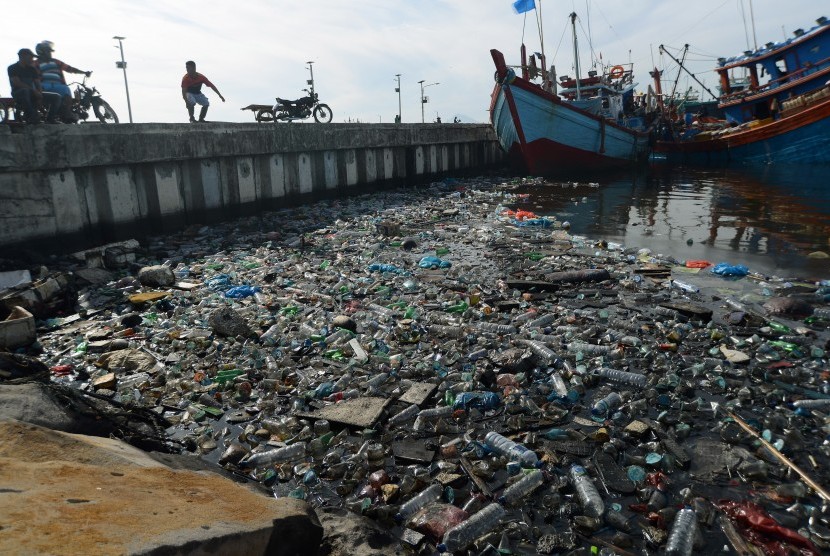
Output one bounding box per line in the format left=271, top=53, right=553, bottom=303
left=654, top=16, right=830, bottom=165
left=490, top=12, right=651, bottom=175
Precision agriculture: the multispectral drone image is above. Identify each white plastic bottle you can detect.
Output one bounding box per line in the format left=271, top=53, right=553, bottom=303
left=499, top=469, right=545, bottom=506
left=483, top=431, right=539, bottom=467
left=240, top=442, right=306, bottom=468
left=665, top=508, right=697, bottom=556
left=394, top=483, right=442, bottom=524
left=438, top=503, right=507, bottom=553
left=569, top=465, right=605, bottom=518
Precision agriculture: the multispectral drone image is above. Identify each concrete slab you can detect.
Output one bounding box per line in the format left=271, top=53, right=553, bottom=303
left=391, top=441, right=435, bottom=464
left=297, top=396, right=390, bottom=429
left=398, top=382, right=437, bottom=406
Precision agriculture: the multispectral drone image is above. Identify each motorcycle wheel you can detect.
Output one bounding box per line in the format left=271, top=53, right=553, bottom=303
left=92, top=99, right=119, bottom=124
left=313, top=104, right=333, bottom=123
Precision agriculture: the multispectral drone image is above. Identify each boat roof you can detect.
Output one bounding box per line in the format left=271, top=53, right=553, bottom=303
left=718, top=17, right=829, bottom=70
left=558, top=83, right=637, bottom=96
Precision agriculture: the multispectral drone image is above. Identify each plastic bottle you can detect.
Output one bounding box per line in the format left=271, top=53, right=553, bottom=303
left=665, top=508, right=697, bottom=556
left=670, top=280, right=700, bottom=294
left=592, top=392, right=622, bottom=416
left=792, top=399, right=830, bottom=409
left=438, top=503, right=507, bottom=553
left=240, top=442, right=306, bottom=468
left=527, top=313, right=558, bottom=329
left=567, top=341, right=610, bottom=355
left=519, top=339, right=557, bottom=364
left=592, top=368, right=648, bottom=388
left=551, top=373, right=569, bottom=398
left=429, top=324, right=464, bottom=338
left=483, top=431, right=539, bottom=467
left=569, top=465, right=605, bottom=518
left=394, top=483, right=442, bottom=524
left=476, top=322, right=518, bottom=335
left=388, top=404, right=420, bottom=426
left=499, top=469, right=545, bottom=505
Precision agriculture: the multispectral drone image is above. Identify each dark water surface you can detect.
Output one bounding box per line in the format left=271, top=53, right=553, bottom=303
left=516, top=164, right=830, bottom=279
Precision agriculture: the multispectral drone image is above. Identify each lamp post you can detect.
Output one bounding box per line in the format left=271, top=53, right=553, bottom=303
left=394, top=74, right=401, bottom=123
left=418, top=80, right=439, bottom=123
left=113, top=36, right=133, bottom=123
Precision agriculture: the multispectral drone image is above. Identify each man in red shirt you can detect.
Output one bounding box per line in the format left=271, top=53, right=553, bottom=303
left=181, top=61, right=224, bottom=123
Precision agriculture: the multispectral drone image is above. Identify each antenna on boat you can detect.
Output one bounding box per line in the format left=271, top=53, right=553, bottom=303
left=537, top=0, right=548, bottom=88
left=748, top=0, right=758, bottom=51
left=570, top=12, right=582, bottom=100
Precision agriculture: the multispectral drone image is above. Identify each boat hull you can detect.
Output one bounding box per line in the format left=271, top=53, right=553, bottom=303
left=655, top=96, right=830, bottom=165
left=490, top=51, right=650, bottom=175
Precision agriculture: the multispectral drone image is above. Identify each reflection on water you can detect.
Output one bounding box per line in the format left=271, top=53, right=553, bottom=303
left=515, top=164, right=830, bottom=278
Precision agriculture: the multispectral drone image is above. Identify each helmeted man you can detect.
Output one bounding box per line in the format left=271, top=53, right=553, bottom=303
left=181, top=61, right=225, bottom=123
left=35, top=40, right=91, bottom=123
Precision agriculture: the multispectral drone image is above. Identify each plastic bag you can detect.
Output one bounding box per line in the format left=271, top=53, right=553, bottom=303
left=685, top=260, right=712, bottom=269
left=410, top=503, right=469, bottom=541
left=712, top=263, right=749, bottom=277
left=418, top=256, right=452, bottom=269
left=224, top=285, right=261, bottom=298
left=452, top=391, right=501, bottom=411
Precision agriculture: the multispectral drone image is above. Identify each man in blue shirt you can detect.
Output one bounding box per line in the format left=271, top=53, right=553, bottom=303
left=36, top=41, right=90, bottom=123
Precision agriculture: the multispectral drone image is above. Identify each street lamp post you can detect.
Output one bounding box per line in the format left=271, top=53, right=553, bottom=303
left=113, top=36, right=133, bottom=123
left=394, top=74, right=401, bottom=123
left=418, top=80, right=439, bottom=123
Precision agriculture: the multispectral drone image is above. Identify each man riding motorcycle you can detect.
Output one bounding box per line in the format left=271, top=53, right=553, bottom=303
left=35, top=40, right=92, bottom=123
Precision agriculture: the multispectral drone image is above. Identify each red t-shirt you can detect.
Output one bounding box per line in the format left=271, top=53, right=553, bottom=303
left=181, top=72, right=213, bottom=94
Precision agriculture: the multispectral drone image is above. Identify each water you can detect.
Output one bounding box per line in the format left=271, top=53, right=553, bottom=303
left=515, top=164, right=830, bottom=278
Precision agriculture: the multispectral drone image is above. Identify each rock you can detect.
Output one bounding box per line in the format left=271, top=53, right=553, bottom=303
left=0, top=382, right=113, bottom=435
left=0, top=352, right=50, bottom=383
left=209, top=306, right=253, bottom=338
left=331, top=315, right=357, bottom=333
left=92, top=372, right=117, bottom=390
left=316, top=507, right=400, bottom=556
left=120, top=312, right=144, bottom=328
left=73, top=267, right=115, bottom=285
left=762, top=297, right=814, bottom=317
left=401, top=238, right=418, bottom=250
left=0, top=421, right=323, bottom=556
left=96, top=349, right=161, bottom=374
left=137, top=265, right=175, bottom=287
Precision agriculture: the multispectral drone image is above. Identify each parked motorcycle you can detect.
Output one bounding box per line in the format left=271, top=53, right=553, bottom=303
left=69, top=75, right=119, bottom=123
left=273, top=62, right=333, bottom=123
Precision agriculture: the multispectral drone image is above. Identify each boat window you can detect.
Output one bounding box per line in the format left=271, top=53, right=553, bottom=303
left=775, top=57, right=788, bottom=76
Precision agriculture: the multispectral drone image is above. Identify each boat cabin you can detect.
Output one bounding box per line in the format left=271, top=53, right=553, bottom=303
left=716, top=16, right=830, bottom=124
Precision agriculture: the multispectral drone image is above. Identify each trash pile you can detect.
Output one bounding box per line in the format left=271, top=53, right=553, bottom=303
left=5, top=174, right=830, bottom=555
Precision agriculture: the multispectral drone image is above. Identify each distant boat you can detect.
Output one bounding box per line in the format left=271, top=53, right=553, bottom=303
left=489, top=12, right=652, bottom=175
left=654, top=16, right=830, bottom=165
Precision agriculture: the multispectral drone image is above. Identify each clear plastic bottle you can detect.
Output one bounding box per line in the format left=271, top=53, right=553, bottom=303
left=665, top=508, right=697, bottom=556
left=429, top=324, right=464, bottom=338
left=792, top=399, right=830, bottom=408
left=394, top=483, right=442, bottom=524
left=670, top=280, right=700, bottom=294
left=592, top=392, right=622, bottom=416
left=593, top=368, right=647, bottom=388
left=483, top=431, right=539, bottom=467
left=519, top=339, right=557, bottom=364
left=499, top=469, right=545, bottom=505
left=438, top=503, right=507, bottom=553
left=527, top=313, right=558, bottom=329
left=476, top=322, right=517, bottom=335
left=569, top=465, right=605, bottom=518
left=567, top=341, right=611, bottom=355
left=240, top=442, right=306, bottom=468
left=388, top=404, right=420, bottom=426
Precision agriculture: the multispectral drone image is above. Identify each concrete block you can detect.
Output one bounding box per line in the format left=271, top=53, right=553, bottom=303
left=364, top=149, right=377, bottom=183
left=154, top=164, right=184, bottom=216
left=344, top=149, right=358, bottom=187
left=105, top=167, right=141, bottom=223
left=383, top=148, right=394, bottom=180
left=323, top=151, right=338, bottom=190
left=429, top=145, right=438, bottom=174
left=414, top=146, right=424, bottom=175
left=268, top=154, right=286, bottom=198
left=297, top=153, right=313, bottom=195
left=200, top=160, right=222, bottom=209
left=237, top=157, right=257, bottom=204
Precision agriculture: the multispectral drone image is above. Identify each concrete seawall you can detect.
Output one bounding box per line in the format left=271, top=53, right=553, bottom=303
left=0, top=123, right=503, bottom=249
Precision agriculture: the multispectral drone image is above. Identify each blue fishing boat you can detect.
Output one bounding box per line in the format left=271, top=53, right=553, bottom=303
left=490, top=12, right=651, bottom=175
left=655, top=16, right=830, bottom=165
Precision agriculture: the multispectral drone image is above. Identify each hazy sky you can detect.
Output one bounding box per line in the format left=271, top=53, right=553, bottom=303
left=4, top=1, right=823, bottom=124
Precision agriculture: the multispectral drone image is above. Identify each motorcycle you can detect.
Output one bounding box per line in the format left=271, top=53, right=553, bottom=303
left=68, top=75, right=119, bottom=123
left=273, top=62, right=333, bottom=123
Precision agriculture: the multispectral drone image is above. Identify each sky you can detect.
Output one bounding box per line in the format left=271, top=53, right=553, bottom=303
left=4, top=1, right=822, bottom=124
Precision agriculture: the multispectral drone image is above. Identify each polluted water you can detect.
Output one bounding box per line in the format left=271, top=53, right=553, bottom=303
left=15, top=172, right=830, bottom=555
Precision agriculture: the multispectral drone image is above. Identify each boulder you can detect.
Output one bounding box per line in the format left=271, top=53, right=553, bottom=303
left=137, top=265, right=175, bottom=287
left=316, top=507, right=400, bottom=556
left=0, top=421, right=324, bottom=555
left=209, top=306, right=252, bottom=338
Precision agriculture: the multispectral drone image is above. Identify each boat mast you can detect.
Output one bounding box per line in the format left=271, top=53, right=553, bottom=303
left=570, top=12, right=582, bottom=100
left=538, top=0, right=548, bottom=89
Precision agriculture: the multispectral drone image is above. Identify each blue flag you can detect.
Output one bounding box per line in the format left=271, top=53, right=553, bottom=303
left=513, top=0, right=536, bottom=14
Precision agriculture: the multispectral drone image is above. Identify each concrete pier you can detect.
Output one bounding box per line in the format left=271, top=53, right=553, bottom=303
left=0, top=123, right=503, bottom=249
